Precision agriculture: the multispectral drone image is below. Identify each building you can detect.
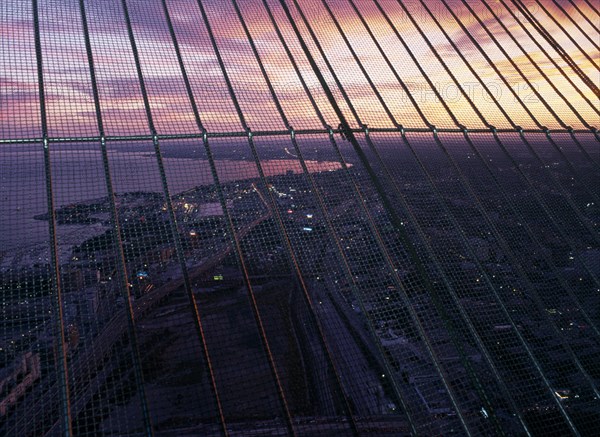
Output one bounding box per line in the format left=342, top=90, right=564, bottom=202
left=0, top=0, right=598, bottom=436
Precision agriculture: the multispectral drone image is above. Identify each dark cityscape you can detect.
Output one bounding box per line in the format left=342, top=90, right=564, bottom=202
left=1, top=0, right=599, bottom=436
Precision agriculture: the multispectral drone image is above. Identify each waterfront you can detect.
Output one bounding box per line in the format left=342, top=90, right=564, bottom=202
left=0, top=144, right=344, bottom=253
left=1, top=135, right=598, bottom=436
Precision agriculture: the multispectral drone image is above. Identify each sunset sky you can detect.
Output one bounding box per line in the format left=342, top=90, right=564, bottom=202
left=1, top=0, right=598, bottom=139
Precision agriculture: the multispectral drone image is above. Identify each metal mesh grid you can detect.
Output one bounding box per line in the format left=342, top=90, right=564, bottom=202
left=1, top=0, right=599, bottom=436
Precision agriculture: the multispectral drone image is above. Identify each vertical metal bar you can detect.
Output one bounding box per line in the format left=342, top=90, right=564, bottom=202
left=274, top=0, right=365, bottom=127
left=336, top=1, right=534, bottom=433
left=449, top=130, right=600, bottom=397
left=77, top=1, right=157, bottom=435
left=400, top=129, right=581, bottom=431
left=118, top=1, right=239, bottom=435
left=274, top=1, right=482, bottom=434
left=351, top=0, right=598, bottom=417
left=442, top=130, right=591, bottom=433
left=418, top=0, right=600, bottom=391
left=333, top=0, right=432, bottom=128
left=153, top=5, right=232, bottom=437
left=522, top=0, right=600, bottom=74
left=366, top=129, right=532, bottom=436
left=315, top=0, right=399, bottom=126
left=229, top=133, right=299, bottom=437
left=550, top=0, right=600, bottom=49
left=311, top=1, right=515, bottom=433
left=301, top=2, right=513, bottom=430
left=438, top=0, right=600, bottom=191
left=417, top=0, right=600, bottom=221
left=389, top=0, right=600, bottom=243
left=189, top=1, right=300, bottom=434
left=455, top=2, right=600, bottom=241
left=226, top=1, right=362, bottom=432
left=417, top=0, right=600, bottom=326
left=490, top=0, right=600, bottom=123
left=581, top=0, right=600, bottom=16
left=31, top=1, right=73, bottom=435
left=566, top=0, right=600, bottom=32
left=368, top=1, right=593, bottom=433
left=257, top=3, right=419, bottom=432
left=369, top=0, right=461, bottom=128
left=477, top=0, right=600, bottom=148
left=166, top=0, right=322, bottom=433
left=408, top=129, right=547, bottom=428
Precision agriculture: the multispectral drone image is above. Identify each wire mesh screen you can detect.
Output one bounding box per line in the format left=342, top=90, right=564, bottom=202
left=1, top=0, right=599, bottom=436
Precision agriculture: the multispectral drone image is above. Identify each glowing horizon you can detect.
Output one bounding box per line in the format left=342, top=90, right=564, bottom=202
left=1, top=0, right=598, bottom=139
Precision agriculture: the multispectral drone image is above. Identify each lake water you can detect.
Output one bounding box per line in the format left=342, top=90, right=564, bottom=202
left=0, top=145, right=344, bottom=254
